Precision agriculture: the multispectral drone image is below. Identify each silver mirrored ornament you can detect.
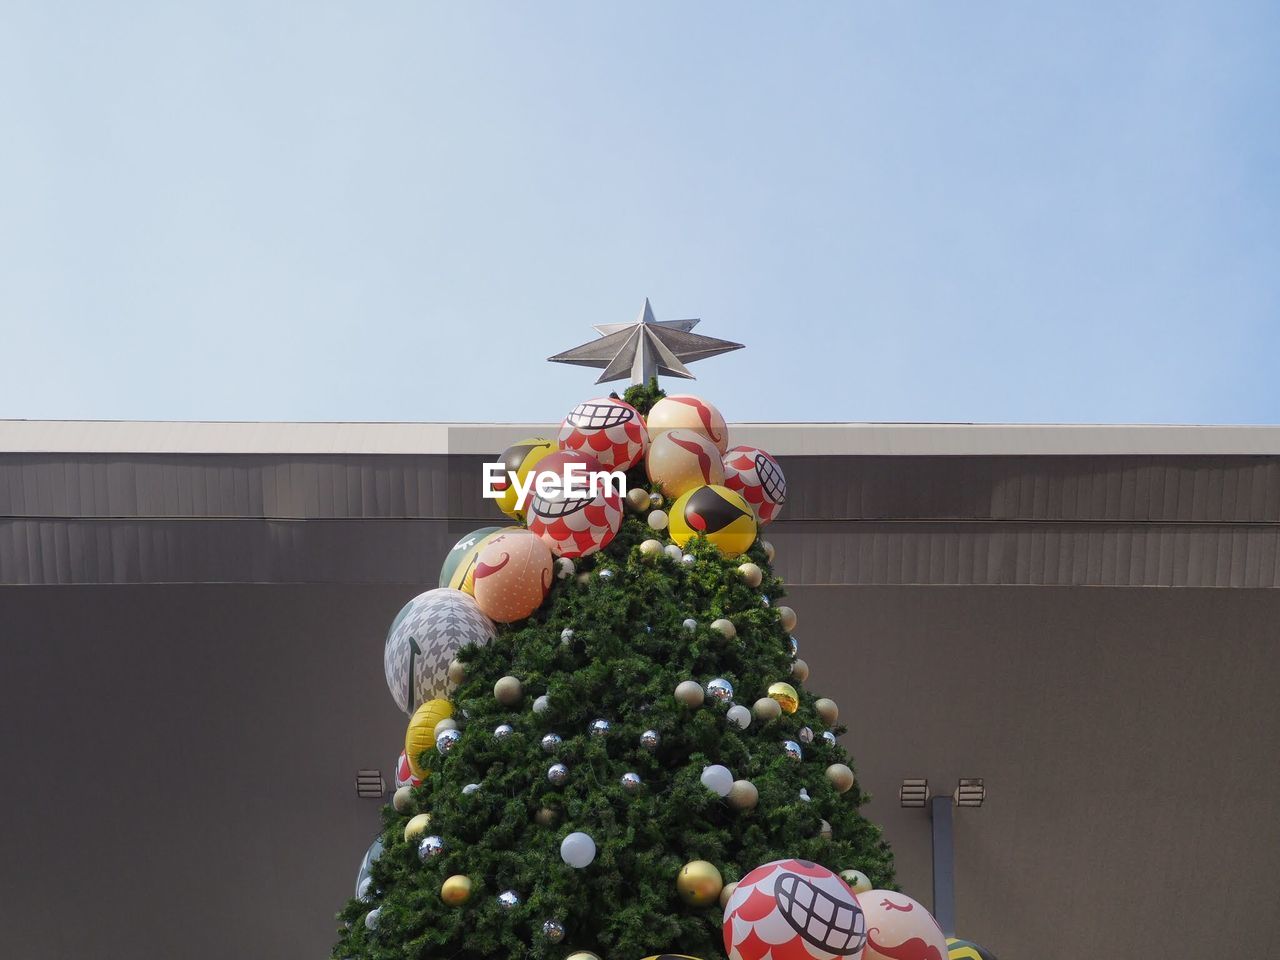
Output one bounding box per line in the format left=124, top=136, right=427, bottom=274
left=620, top=771, right=643, bottom=793
left=649, top=491, right=664, bottom=507
left=418, top=835, right=445, bottom=861
left=683, top=618, right=698, bottom=631
left=541, top=732, right=563, bottom=752
left=681, top=553, right=695, bottom=565
left=589, top=718, right=611, bottom=738
left=823, top=731, right=837, bottom=746
left=598, top=569, right=614, bottom=579
left=799, top=787, right=811, bottom=802
left=497, top=890, right=521, bottom=909
left=640, top=729, right=660, bottom=751
left=462, top=783, right=480, bottom=795
left=493, top=723, right=514, bottom=739
left=364, top=907, right=380, bottom=930
left=789, top=635, right=799, bottom=657
left=762, top=596, right=771, bottom=606
left=542, top=919, right=566, bottom=943
left=547, top=762, right=569, bottom=785
left=436, top=728, right=462, bottom=754
left=798, top=726, right=814, bottom=744
left=560, top=628, right=575, bottom=644
left=533, top=694, right=550, bottom=714
left=706, top=678, right=734, bottom=702
left=782, top=739, right=803, bottom=761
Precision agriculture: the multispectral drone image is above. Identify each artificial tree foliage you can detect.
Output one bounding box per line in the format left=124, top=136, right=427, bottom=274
left=334, top=381, right=895, bottom=960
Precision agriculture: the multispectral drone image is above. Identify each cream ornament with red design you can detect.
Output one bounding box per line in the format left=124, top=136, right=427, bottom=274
left=394, top=750, right=422, bottom=789
left=472, top=528, right=554, bottom=623
left=723, top=858, right=867, bottom=960
left=723, top=445, right=788, bottom=525
left=858, top=891, right=948, bottom=960
left=557, top=396, right=649, bottom=471
left=646, top=428, right=726, bottom=499
left=524, top=450, right=623, bottom=558
left=646, top=394, right=730, bottom=454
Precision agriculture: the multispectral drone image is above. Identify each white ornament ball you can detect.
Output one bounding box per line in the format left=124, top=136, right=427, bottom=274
left=560, top=627, right=575, bottom=644
left=675, top=679, right=705, bottom=707
left=555, top=557, right=576, bottom=579
left=462, top=783, right=480, bottom=795
left=434, top=717, right=458, bottom=735
left=683, top=617, right=698, bottom=631
left=664, top=544, right=684, bottom=561
left=533, top=694, right=550, bottom=714
left=753, top=697, right=782, bottom=721
left=700, top=763, right=734, bottom=797
left=560, top=831, right=597, bottom=868
left=710, top=618, right=737, bottom=640
left=640, top=539, right=664, bottom=556
left=647, top=509, right=669, bottom=531
left=681, top=553, right=695, bottom=565
left=726, top=704, right=752, bottom=729
left=494, top=675, right=524, bottom=706
left=738, top=562, right=763, bottom=587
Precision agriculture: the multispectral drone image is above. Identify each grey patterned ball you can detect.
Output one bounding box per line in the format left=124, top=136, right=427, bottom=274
left=384, top=588, right=495, bottom=716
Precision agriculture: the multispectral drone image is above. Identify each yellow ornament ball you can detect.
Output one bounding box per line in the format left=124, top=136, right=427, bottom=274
left=841, top=869, right=873, bottom=894
left=441, top=874, right=472, bottom=906
left=676, top=859, right=723, bottom=906
left=767, top=681, right=799, bottom=714
left=403, top=812, right=432, bottom=842
left=668, top=485, right=757, bottom=558
left=404, top=698, right=454, bottom=778
left=493, top=437, right=556, bottom=519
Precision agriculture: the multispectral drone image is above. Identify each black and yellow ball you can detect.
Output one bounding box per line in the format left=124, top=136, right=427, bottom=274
left=668, top=484, right=757, bottom=558
left=947, top=938, right=999, bottom=960
left=493, top=436, right=556, bottom=520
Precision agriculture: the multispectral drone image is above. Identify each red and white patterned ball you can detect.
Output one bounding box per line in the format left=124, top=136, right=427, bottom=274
left=525, top=450, right=623, bottom=558
left=723, top=446, right=788, bottom=525
left=558, top=397, right=648, bottom=472
left=394, top=750, right=422, bottom=789
left=723, top=858, right=867, bottom=960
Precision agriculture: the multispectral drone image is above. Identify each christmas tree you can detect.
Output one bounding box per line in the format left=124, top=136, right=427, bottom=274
left=336, top=317, right=951, bottom=960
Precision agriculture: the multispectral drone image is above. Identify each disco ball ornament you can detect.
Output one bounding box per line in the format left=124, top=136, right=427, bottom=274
left=683, top=618, right=698, bottom=631
left=722, top=446, right=788, bottom=525
left=525, top=450, right=623, bottom=558
left=493, top=723, right=514, bottom=739
left=357, top=876, right=372, bottom=901
left=646, top=428, right=726, bottom=499
left=767, top=681, right=799, bottom=714
left=418, top=835, right=445, bottom=861
left=840, top=870, right=873, bottom=895
left=548, top=763, right=569, bottom=786
left=589, top=718, right=611, bottom=738
left=560, top=627, right=575, bottom=644
left=946, top=937, right=1000, bottom=960
left=462, top=783, right=480, bottom=795
left=782, top=740, right=803, bottom=761
left=441, top=874, right=472, bottom=906
left=677, top=859, right=724, bottom=906
left=354, top=836, right=384, bottom=898
left=789, top=636, right=800, bottom=658
left=491, top=438, right=556, bottom=520
left=435, top=727, right=462, bottom=756
left=722, top=859, right=867, bottom=960
left=707, top=678, right=734, bottom=702
left=384, top=588, right=495, bottom=715
left=823, top=731, right=837, bottom=746
left=497, top=890, right=522, bottom=910
left=541, top=733, right=563, bottom=752
left=621, top=772, right=643, bottom=793
left=650, top=491, right=664, bottom=507
left=646, top=395, right=730, bottom=453
left=439, top=525, right=507, bottom=591
left=668, top=484, right=757, bottom=557
left=762, top=596, right=771, bottom=606
left=726, top=704, right=751, bottom=729
left=859, top=891, right=947, bottom=960
left=640, top=729, right=660, bottom=751
left=542, top=920, right=566, bottom=943
left=472, top=529, right=554, bottom=623
left=598, top=568, right=614, bottom=579
left=664, top=544, right=684, bottom=561
left=558, top=396, right=648, bottom=471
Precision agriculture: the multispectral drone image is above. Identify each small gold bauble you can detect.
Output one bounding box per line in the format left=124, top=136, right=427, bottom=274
left=840, top=869, right=873, bottom=894
left=676, top=859, right=723, bottom=906
left=761, top=540, right=775, bottom=563
left=826, top=763, right=855, bottom=794
left=776, top=605, right=797, bottom=633
left=753, top=697, right=782, bottom=721
left=447, top=659, right=466, bottom=685
left=403, top=812, right=432, bottom=842
left=767, top=681, right=799, bottom=714
left=791, top=658, right=809, bottom=683
left=727, top=779, right=759, bottom=810
left=627, top=487, right=653, bottom=512
left=441, top=874, right=472, bottom=905
left=494, top=675, right=524, bottom=706
left=392, top=785, right=415, bottom=813
left=737, top=562, right=763, bottom=587
left=719, top=881, right=739, bottom=908
left=815, top=697, right=839, bottom=725
left=675, top=680, right=705, bottom=707
left=639, top=538, right=664, bottom=556
left=710, top=618, right=736, bottom=640
left=534, top=806, right=560, bottom=827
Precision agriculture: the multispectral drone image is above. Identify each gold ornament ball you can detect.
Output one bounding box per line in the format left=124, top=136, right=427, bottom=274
left=762, top=540, right=775, bottom=563
left=447, top=659, right=466, bottom=685
left=441, top=874, right=473, bottom=906
left=677, top=859, right=723, bottom=906
left=404, top=813, right=432, bottom=842
left=791, top=658, right=810, bottom=683
left=841, top=869, right=873, bottom=894
left=392, top=786, right=415, bottom=814
left=737, top=562, right=763, bottom=587
left=777, top=605, right=797, bottom=633
left=826, top=763, right=855, bottom=793
left=719, top=881, right=738, bottom=908
left=753, top=697, right=782, bottom=721
left=815, top=697, right=839, bottom=725
left=494, top=675, right=524, bottom=706
left=534, top=806, right=560, bottom=827
left=727, top=779, right=759, bottom=810
left=640, top=538, right=664, bottom=556
left=626, top=487, right=653, bottom=512
left=675, top=679, right=705, bottom=707
left=710, top=618, right=737, bottom=640
left=767, top=681, right=800, bottom=714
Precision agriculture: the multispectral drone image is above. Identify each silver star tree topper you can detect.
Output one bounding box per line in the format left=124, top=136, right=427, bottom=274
left=548, top=299, right=744, bottom=385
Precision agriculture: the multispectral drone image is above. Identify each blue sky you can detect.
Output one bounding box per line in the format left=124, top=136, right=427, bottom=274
left=1, top=2, right=1276, bottom=424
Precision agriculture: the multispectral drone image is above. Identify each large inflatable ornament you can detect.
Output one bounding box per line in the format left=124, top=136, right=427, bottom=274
left=438, top=526, right=506, bottom=593
left=404, top=698, right=454, bottom=779
left=492, top=438, right=556, bottom=520
left=525, top=450, right=623, bottom=558
left=558, top=397, right=648, bottom=471
left=354, top=836, right=384, bottom=898
left=472, top=528, right=554, bottom=623
left=723, top=446, right=787, bottom=525
left=669, top=484, right=758, bottom=557
left=859, top=891, right=948, bottom=960
left=647, top=428, right=726, bottom=499
left=723, top=858, right=867, bottom=960
left=383, top=588, right=495, bottom=715
left=946, top=939, right=998, bottom=960
left=646, top=394, right=730, bottom=454
left=394, top=750, right=421, bottom=789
